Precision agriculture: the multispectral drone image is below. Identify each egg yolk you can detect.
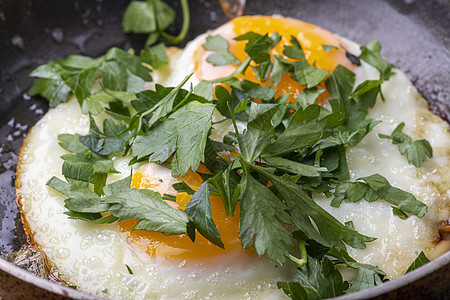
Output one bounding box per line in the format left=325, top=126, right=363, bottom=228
left=118, top=164, right=254, bottom=260
left=194, top=15, right=355, bottom=104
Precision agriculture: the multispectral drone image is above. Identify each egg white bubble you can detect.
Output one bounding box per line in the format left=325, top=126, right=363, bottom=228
left=16, top=25, right=450, bottom=298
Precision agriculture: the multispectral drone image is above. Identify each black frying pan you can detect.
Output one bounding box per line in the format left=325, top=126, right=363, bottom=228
left=0, top=0, right=449, bottom=299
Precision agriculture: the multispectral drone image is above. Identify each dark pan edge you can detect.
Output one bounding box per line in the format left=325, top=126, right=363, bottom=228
left=336, top=251, right=450, bottom=299
left=0, top=258, right=103, bottom=299
left=1, top=251, right=449, bottom=299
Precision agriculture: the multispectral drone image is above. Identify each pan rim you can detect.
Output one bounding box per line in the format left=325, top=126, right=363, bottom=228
left=1, top=250, right=449, bottom=299
left=0, top=257, right=102, bottom=299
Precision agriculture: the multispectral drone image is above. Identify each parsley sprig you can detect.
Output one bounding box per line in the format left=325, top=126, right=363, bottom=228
left=122, top=0, right=190, bottom=47
left=379, top=122, right=433, bottom=168
left=28, top=47, right=159, bottom=113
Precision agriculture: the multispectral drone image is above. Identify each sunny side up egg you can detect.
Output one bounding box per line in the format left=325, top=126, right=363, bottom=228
left=15, top=16, right=450, bottom=299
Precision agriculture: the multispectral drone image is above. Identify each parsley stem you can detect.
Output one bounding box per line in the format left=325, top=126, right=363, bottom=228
left=172, top=87, right=193, bottom=111
left=288, top=254, right=306, bottom=268
left=288, top=240, right=308, bottom=268
left=227, top=102, right=243, bottom=148
left=160, top=0, right=190, bottom=45
left=289, top=254, right=306, bottom=268
left=137, top=73, right=192, bottom=133
left=233, top=56, right=252, bottom=75
left=231, top=183, right=241, bottom=213
left=212, top=118, right=229, bottom=125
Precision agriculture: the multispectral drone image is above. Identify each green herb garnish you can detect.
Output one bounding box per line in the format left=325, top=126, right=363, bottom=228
left=125, top=264, right=134, bottom=275
left=379, top=122, right=433, bottom=168
left=405, top=251, right=431, bottom=273
left=29, top=25, right=433, bottom=299
left=122, top=0, right=190, bottom=47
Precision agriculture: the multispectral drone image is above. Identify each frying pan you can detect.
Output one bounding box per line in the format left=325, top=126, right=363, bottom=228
left=0, top=0, right=449, bottom=299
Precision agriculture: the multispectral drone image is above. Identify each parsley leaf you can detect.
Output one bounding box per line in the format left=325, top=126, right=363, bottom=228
left=331, top=174, right=427, bottom=218
left=60, top=160, right=108, bottom=195
left=278, top=36, right=330, bottom=88
left=47, top=177, right=110, bottom=213
left=56, top=131, right=123, bottom=195
left=29, top=48, right=153, bottom=108
left=283, top=36, right=306, bottom=60
left=277, top=281, right=307, bottom=300
left=103, top=184, right=194, bottom=238
left=295, top=87, right=325, bottom=109
left=294, top=61, right=329, bottom=89
left=263, top=105, right=337, bottom=156
left=79, top=117, right=134, bottom=156
left=207, top=164, right=241, bottom=216
left=325, top=65, right=355, bottom=102
left=235, top=32, right=280, bottom=64
left=193, top=80, right=214, bottom=100
left=122, top=0, right=175, bottom=34
left=99, top=61, right=128, bottom=91
left=241, top=80, right=277, bottom=101
left=359, top=40, right=394, bottom=81
left=47, top=177, right=117, bottom=224
left=104, top=48, right=153, bottom=82
left=203, top=35, right=240, bottom=66
left=243, top=162, right=375, bottom=251
left=362, top=174, right=427, bottom=217
left=60, top=67, right=97, bottom=103
left=392, top=207, right=409, bottom=219
left=48, top=175, right=194, bottom=238
left=331, top=181, right=370, bottom=207
left=326, top=246, right=385, bottom=275
left=239, top=162, right=292, bottom=265
left=28, top=78, right=71, bottom=108
left=379, top=122, right=433, bottom=168
left=202, top=139, right=232, bottom=175
left=263, top=156, right=327, bottom=178
left=269, top=55, right=285, bottom=87
left=185, top=181, right=224, bottom=248
left=141, top=43, right=169, bottom=69
left=58, top=133, right=91, bottom=155
left=132, top=101, right=215, bottom=177
left=172, top=182, right=195, bottom=195
left=344, top=267, right=384, bottom=294
left=122, top=0, right=188, bottom=47
left=240, top=103, right=278, bottom=162
left=322, top=44, right=338, bottom=53
left=132, top=74, right=194, bottom=132
left=125, top=264, right=134, bottom=275
left=214, top=85, right=250, bottom=121
left=405, top=251, right=430, bottom=273
left=325, top=65, right=383, bottom=147
left=281, top=256, right=349, bottom=299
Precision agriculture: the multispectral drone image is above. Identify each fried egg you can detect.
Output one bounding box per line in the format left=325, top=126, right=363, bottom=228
left=16, top=15, right=450, bottom=299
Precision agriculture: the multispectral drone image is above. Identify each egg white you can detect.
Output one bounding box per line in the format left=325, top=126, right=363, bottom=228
left=318, top=39, right=450, bottom=279
left=16, top=21, right=450, bottom=299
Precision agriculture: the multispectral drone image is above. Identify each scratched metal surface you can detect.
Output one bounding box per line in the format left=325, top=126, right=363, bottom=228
left=0, top=0, right=449, bottom=299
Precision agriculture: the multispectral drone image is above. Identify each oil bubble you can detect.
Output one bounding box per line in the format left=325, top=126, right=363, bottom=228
left=51, top=28, right=65, bottom=43
left=11, top=35, right=25, bottom=49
